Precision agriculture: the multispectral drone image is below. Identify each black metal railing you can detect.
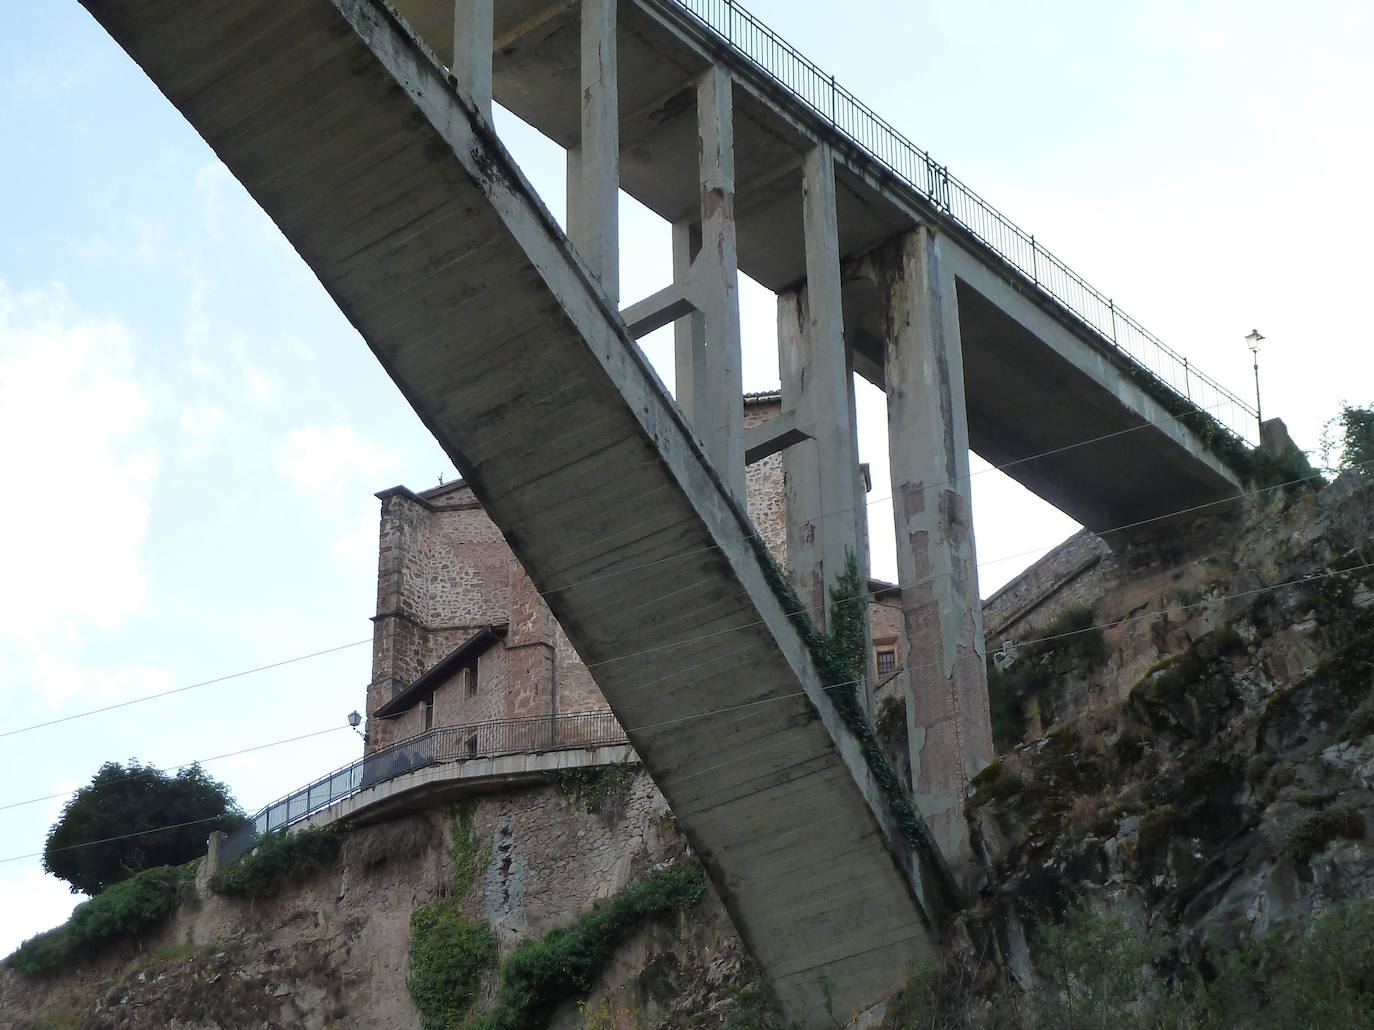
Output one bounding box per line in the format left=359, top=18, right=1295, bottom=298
left=664, top=0, right=1258, bottom=444
left=220, top=710, right=628, bottom=864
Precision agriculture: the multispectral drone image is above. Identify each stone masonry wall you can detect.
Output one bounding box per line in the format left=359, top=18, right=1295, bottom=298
left=0, top=774, right=752, bottom=1030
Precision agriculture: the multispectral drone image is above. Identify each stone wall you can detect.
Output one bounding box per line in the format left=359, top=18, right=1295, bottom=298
left=0, top=775, right=751, bottom=1030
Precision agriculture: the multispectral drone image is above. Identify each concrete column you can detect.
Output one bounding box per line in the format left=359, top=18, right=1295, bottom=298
left=451, top=0, right=493, bottom=120
left=779, top=145, right=862, bottom=630
left=566, top=0, right=618, bottom=302
left=671, top=219, right=706, bottom=422
left=690, top=65, right=744, bottom=502
left=882, top=226, right=992, bottom=884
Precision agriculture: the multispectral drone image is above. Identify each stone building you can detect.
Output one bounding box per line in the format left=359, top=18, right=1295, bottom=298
left=362, top=393, right=904, bottom=752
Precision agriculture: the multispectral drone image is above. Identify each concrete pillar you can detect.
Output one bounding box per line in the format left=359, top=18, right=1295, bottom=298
left=779, top=145, right=862, bottom=632
left=689, top=65, right=744, bottom=502
left=566, top=0, right=618, bottom=303
left=671, top=219, right=706, bottom=423
left=451, top=0, right=493, bottom=120
left=882, top=226, right=992, bottom=884
left=206, top=830, right=226, bottom=877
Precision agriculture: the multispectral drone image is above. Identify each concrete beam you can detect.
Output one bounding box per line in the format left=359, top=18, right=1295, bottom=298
left=566, top=0, right=618, bottom=302
left=451, top=0, right=492, bottom=120
left=882, top=227, right=992, bottom=885
left=621, top=280, right=699, bottom=339
left=744, top=410, right=812, bottom=464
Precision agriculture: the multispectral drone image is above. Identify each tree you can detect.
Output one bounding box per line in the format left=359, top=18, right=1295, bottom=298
left=1321, top=402, right=1374, bottom=475
left=43, top=760, right=245, bottom=895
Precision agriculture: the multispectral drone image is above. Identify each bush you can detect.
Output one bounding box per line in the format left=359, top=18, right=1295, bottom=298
left=1285, top=805, right=1365, bottom=862
left=1034, top=902, right=1162, bottom=1030
left=468, top=864, right=704, bottom=1030
left=409, top=905, right=498, bottom=1030
left=1322, top=402, right=1374, bottom=474
left=44, top=761, right=244, bottom=896
left=210, top=824, right=345, bottom=897
left=6, top=864, right=195, bottom=974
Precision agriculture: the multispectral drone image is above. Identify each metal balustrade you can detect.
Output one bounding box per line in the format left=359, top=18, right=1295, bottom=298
left=667, top=0, right=1258, bottom=444
left=220, top=710, right=627, bottom=864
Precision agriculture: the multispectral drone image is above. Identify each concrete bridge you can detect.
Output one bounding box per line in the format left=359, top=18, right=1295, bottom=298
left=77, top=0, right=1253, bottom=1021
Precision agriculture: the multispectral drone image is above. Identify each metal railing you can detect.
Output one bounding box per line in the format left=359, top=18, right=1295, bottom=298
left=666, top=0, right=1259, bottom=445
left=220, top=709, right=628, bottom=864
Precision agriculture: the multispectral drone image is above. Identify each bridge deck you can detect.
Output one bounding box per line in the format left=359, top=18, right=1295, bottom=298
left=79, top=0, right=943, bottom=1019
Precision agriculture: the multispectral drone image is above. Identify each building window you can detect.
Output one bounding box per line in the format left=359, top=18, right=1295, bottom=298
left=465, top=734, right=478, bottom=759
left=463, top=663, right=478, bottom=698
left=876, top=647, right=897, bottom=677
left=423, top=694, right=435, bottom=731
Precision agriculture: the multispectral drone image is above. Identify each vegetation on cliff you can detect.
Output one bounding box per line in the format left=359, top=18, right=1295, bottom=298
left=5, top=863, right=197, bottom=975
left=468, top=864, right=705, bottom=1030
left=210, top=822, right=348, bottom=897
left=44, top=760, right=243, bottom=896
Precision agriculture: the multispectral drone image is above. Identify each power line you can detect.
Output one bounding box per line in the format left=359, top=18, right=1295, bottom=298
left=6, top=556, right=1368, bottom=867
left=0, top=726, right=350, bottom=815
left=0, top=639, right=370, bottom=741
left=4, top=460, right=1359, bottom=748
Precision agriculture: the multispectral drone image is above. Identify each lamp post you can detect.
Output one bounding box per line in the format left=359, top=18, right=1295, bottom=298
left=1245, top=329, right=1265, bottom=439
left=347, top=709, right=368, bottom=745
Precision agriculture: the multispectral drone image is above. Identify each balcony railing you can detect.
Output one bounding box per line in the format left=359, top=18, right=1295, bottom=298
left=220, top=709, right=627, bottom=864
left=664, top=0, right=1258, bottom=445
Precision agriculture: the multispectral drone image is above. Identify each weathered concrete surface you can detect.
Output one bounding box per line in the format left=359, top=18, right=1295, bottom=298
left=75, top=0, right=943, bottom=1020
left=875, top=229, right=992, bottom=888
left=386, top=0, right=1242, bottom=534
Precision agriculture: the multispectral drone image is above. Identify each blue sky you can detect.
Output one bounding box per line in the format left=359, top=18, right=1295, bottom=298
left=3, top=0, right=1371, bottom=953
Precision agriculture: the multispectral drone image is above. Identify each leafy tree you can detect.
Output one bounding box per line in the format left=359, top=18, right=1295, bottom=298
left=43, top=760, right=244, bottom=895
left=1321, top=402, right=1374, bottom=474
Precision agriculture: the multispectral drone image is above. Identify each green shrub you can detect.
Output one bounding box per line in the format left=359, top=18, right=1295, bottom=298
left=6, top=864, right=195, bottom=975
left=1034, top=902, right=1162, bottom=1030
left=555, top=762, right=638, bottom=815
left=467, top=864, right=704, bottom=1030
left=1136, top=805, right=1176, bottom=854
left=1286, top=804, right=1365, bottom=861
left=1348, top=695, right=1374, bottom=741
left=720, top=981, right=799, bottom=1030
left=986, top=664, right=1024, bottom=752
left=210, top=824, right=346, bottom=897
left=409, top=904, right=498, bottom=1030
left=967, top=759, right=1023, bottom=810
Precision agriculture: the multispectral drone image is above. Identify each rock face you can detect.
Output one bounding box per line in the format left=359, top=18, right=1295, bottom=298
left=961, top=470, right=1374, bottom=987
left=0, top=774, right=750, bottom=1030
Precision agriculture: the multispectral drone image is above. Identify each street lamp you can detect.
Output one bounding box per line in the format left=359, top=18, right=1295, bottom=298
left=1245, top=329, right=1265, bottom=438
left=347, top=709, right=368, bottom=744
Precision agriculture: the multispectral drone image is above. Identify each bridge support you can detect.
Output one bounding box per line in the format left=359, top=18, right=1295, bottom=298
left=567, top=0, right=618, bottom=303
left=880, top=226, right=993, bottom=883
left=779, top=146, right=870, bottom=707
left=674, top=65, right=744, bottom=501
left=450, top=0, right=492, bottom=120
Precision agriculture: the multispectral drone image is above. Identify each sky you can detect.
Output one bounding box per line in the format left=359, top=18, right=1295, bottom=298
left=2, top=0, right=1372, bottom=954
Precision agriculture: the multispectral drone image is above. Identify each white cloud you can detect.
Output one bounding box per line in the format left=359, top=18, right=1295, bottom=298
left=0, top=868, right=83, bottom=959
left=331, top=504, right=383, bottom=574
left=0, top=282, right=158, bottom=647
left=275, top=425, right=398, bottom=498
left=31, top=656, right=171, bottom=710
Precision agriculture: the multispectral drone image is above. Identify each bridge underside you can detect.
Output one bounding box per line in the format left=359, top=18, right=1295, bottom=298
left=394, top=0, right=1241, bottom=535
left=80, top=0, right=945, bottom=1020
